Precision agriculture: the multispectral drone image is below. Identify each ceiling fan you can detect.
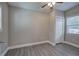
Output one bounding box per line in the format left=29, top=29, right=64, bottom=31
left=41, top=2, right=63, bottom=9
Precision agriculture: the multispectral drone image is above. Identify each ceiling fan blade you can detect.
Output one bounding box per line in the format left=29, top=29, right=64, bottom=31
left=56, top=2, right=63, bottom=3
left=41, top=4, right=47, bottom=8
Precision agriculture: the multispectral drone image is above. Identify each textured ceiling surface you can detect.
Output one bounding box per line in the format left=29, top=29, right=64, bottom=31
left=8, top=2, right=79, bottom=13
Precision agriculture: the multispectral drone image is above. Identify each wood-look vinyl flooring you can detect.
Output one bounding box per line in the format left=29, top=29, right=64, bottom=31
left=5, top=43, right=79, bottom=56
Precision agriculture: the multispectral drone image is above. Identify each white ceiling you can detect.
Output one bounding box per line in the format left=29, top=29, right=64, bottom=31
left=8, top=2, right=79, bottom=13
left=55, top=2, right=79, bottom=11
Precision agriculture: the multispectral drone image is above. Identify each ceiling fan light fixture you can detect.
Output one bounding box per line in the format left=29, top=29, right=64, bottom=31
left=48, top=3, right=51, bottom=6
left=49, top=4, right=53, bottom=7
left=48, top=3, right=53, bottom=7
left=47, top=2, right=55, bottom=7
left=52, top=2, right=55, bottom=5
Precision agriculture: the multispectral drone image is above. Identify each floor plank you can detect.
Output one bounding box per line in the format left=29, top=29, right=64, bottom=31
left=5, top=43, right=79, bottom=56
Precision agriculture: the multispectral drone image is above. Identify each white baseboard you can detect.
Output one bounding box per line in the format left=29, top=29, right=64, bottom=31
left=0, top=40, right=55, bottom=56
left=1, top=48, right=9, bottom=56
left=48, top=41, right=56, bottom=46
left=63, top=41, right=79, bottom=48
left=2, top=41, right=79, bottom=56
left=8, top=41, right=49, bottom=49
left=0, top=41, right=56, bottom=55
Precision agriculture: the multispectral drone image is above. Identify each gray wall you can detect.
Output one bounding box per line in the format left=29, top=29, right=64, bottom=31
left=8, top=7, right=50, bottom=47
left=65, top=5, right=79, bottom=45
left=0, top=2, right=8, bottom=54
left=49, top=10, right=56, bottom=44
left=0, top=3, right=8, bottom=43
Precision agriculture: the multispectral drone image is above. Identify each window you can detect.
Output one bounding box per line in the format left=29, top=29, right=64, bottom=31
left=67, top=16, right=79, bottom=34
